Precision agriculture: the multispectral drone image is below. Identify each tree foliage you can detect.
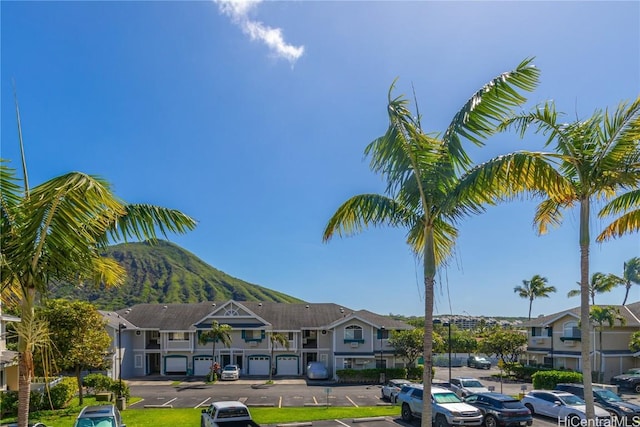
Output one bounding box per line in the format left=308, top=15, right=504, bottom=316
left=478, top=329, right=527, bottom=365
left=514, top=275, right=556, bottom=320
left=38, top=299, right=111, bottom=404
left=388, top=329, right=425, bottom=367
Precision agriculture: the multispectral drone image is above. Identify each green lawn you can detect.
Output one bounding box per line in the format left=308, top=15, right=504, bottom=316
left=1, top=404, right=400, bottom=427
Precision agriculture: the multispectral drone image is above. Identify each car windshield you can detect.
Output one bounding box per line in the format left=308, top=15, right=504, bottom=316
left=462, top=380, right=484, bottom=388
left=502, top=401, right=524, bottom=409
left=223, top=366, right=237, bottom=371
left=595, top=389, right=623, bottom=402
left=75, top=417, right=116, bottom=427
left=560, top=394, right=585, bottom=405
left=624, top=369, right=640, bottom=376
left=476, top=358, right=488, bottom=362
left=434, top=392, right=463, bottom=404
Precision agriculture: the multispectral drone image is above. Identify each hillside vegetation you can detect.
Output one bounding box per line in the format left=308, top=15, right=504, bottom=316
left=52, top=240, right=304, bottom=309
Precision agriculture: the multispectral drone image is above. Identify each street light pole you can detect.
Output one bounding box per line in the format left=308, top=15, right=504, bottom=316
left=379, top=326, right=385, bottom=384
left=444, top=321, right=451, bottom=384
left=118, top=323, right=126, bottom=399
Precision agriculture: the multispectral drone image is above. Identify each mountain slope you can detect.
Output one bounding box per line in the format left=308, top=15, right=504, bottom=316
left=52, top=240, right=304, bottom=309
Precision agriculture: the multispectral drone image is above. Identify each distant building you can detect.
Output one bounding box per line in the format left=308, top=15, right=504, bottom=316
left=0, top=301, right=20, bottom=391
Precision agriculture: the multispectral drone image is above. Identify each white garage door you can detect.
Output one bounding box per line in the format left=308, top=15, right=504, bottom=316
left=248, top=356, right=270, bottom=375
left=276, top=356, right=298, bottom=375
left=193, top=356, right=212, bottom=376
left=165, top=356, right=187, bottom=374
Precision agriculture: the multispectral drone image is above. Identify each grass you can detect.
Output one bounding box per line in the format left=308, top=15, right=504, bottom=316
left=1, top=405, right=400, bottom=427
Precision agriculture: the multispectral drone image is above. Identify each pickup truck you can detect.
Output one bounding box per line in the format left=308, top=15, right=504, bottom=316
left=200, top=401, right=260, bottom=427
left=397, top=383, right=483, bottom=427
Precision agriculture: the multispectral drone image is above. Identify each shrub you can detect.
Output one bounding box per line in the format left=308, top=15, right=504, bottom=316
left=84, top=373, right=113, bottom=393
left=111, top=380, right=131, bottom=402
left=407, top=365, right=424, bottom=381
left=0, top=391, right=18, bottom=418
left=532, top=370, right=583, bottom=389
left=45, top=376, right=78, bottom=409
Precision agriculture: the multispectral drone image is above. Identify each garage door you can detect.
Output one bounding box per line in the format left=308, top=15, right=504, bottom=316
left=276, top=356, right=298, bottom=375
left=248, top=356, right=270, bottom=375
left=193, top=356, right=213, bottom=376
left=165, top=356, right=187, bottom=374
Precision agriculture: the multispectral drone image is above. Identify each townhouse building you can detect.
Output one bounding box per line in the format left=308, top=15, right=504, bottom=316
left=104, top=300, right=413, bottom=380
left=523, top=301, right=640, bottom=382
left=0, top=301, right=20, bottom=391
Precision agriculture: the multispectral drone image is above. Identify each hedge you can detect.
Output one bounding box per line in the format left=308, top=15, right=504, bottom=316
left=531, top=370, right=583, bottom=389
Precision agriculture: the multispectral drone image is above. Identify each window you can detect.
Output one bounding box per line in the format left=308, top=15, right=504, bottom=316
left=135, top=354, right=143, bottom=368
left=168, top=332, right=188, bottom=341
left=245, top=330, right=256, bottom=340
left=344, top=325, right=363, bottom=342
left=343, top=359, right=353, bottom=369
left=378, top=328, right=389, bottom=339
left=563, top=321, right=580, bottom=338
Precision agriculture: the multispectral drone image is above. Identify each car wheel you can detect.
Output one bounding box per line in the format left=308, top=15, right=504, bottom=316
left=524, top=403, right=535, bottom=416
left=391, top=394, right=396, bottom=404
left=201, top=416, right=206, bottom=427
left=435, top=414, right=450, bottom=427
left=401, top=403, right=413, bottom=421
left=634, top=383, right=640, bottom=394
left=484, top=414, right=498, bottom=427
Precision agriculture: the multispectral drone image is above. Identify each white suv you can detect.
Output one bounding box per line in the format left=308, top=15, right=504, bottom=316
left=396, top=383, right=483, bottom=427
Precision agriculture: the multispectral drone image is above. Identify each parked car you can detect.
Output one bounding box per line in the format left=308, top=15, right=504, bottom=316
left=555, top=383, right=640, bottom=424
left=381, top=378, right=412, bottom=403
left=467, top=355, right=492, bottom=369
left=464, top=392, right=532, bottom=427
left=521, top=390, right=611, bottom=426
left=220, top=364, right=240, bottom=381
left=73, top=404, right=126, bottom=427
left=306, top=361, right=329, bottom=380
left=396, top=383, right=483, bottom=426
left=611, top=368, right=640, bottom=393
left=450, top=377, right=491, bottom=398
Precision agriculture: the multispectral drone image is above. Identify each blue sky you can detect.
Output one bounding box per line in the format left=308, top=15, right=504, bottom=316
left=2, top=1, right=638, bottom=318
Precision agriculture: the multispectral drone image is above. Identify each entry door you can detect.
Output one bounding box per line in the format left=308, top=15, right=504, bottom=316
left=147, top=353, right=160, bottom=375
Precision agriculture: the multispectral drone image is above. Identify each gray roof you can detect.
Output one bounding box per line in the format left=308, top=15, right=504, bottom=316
left=116, top=301, right=413, bottom=331
left=524, top=301, right=640, bottom=328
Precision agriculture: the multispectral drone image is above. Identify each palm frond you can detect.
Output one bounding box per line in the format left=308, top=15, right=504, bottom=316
left=322, top=194, right=413, bottom=242
left=443, top=58, right=540, bottom=169
left=534, top=198, right=571, bottom=235
left=107, top=204, right=198, bottom=243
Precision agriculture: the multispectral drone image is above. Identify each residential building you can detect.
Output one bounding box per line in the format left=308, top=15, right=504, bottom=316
left=106, top=300, right=413, bottom=379
left=523, top=301, right=640, bottom=382
left=0, top=301, right=20, bottom=391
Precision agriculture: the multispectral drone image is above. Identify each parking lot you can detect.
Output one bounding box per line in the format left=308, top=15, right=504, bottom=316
left=127, top=366, right=640, bottom=426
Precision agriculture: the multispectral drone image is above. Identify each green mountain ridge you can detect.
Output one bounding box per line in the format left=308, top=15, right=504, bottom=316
left=52, top=240, right=304, bottom=310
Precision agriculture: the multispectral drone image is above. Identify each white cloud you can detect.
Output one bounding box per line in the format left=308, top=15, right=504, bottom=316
left=214, top=0, right=305, bottom=66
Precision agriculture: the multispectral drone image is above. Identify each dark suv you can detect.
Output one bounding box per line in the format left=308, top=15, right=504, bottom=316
left=467, top=355, right=492, bottom=369
left=464, top=392, right=533, bottom=427
left=555, top=383, right=640, bottom=425
left=611, top=368, right=640, bottom=394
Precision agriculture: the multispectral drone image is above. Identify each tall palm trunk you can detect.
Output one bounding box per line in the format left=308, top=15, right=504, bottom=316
left=579, top=198, right=595, bottom=420
left=76, top=365, right=84, bottom=405
left=421, top=226, right=435, bottom=427
left=17, top=288, right=35, bottom=427
left=528, top=298, right=533, bottom=321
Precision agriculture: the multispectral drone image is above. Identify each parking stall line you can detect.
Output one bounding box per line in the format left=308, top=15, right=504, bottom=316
left=163, top=398, right=177, bottom=406
left=344, top=396, right=358, bottom=407
left=195, top=397, right=211, bottom=408
left=278, top=396, right=282, bottom=408
left=334, top=420, right=351, bottom=427
left=313, top=396, right=319, bottom=405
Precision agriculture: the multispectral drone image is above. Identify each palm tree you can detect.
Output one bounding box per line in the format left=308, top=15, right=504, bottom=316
left=618, top=258, right=640, bottom=305
left=513, top=275, right=557, bottom=320
left=1, top=103, right=197, bottom=427
left=268, top=332, right=290, bottom=382
left=323, top=58, right=539, bottom=427
left=198, top=320, right=232, bottom=381
left=470, top=96, right=640, bottom=420
left=589, top=306, right=626, bottom=382
left=567, top=272, right=622, bottom=304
